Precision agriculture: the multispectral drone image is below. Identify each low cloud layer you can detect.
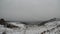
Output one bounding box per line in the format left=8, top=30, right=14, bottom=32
left=0, top=0, right=59, bottom=21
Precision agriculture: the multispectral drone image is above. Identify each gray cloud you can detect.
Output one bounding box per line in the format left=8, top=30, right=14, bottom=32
left=0, top=0, right=59, bottom=21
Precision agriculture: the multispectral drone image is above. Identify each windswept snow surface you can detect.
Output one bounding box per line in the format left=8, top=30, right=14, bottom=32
left=0, top=21, right=60, bottom=34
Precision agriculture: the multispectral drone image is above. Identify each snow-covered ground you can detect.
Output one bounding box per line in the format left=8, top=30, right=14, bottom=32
left=0, top=21, right=60, bottom=34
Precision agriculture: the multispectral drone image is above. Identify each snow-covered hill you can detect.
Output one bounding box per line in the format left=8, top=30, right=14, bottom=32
left=0, top=21, right=60, bottom=34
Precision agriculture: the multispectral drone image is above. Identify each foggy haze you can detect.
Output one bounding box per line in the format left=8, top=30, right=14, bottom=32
left=0, top=0, right=60, bottom=21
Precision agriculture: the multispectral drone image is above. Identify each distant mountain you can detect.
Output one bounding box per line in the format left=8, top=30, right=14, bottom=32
left=38, top=18, right=60, bottom=26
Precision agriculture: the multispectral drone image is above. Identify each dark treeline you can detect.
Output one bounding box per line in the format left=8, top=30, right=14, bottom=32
left=20, top=21, right=29, bottom=25
left=0, top=18, right=7, bottom=25
left=0, top=18, right=19, bottom=29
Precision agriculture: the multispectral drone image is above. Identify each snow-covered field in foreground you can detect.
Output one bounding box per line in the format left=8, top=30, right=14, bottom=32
left=0, top=21, right=60, bottom=34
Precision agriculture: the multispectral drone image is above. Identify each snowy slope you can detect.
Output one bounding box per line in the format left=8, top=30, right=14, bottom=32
left=25, top=21, right=60, bottom=34
left=0, top=21, right=60, bottom=34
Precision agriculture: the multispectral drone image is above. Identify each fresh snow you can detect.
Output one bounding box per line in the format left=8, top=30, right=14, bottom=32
left=0, top=21, right=60, bottom=34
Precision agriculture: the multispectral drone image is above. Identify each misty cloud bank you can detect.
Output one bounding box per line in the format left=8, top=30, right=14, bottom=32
left=0, top=0, right=59, bottom=21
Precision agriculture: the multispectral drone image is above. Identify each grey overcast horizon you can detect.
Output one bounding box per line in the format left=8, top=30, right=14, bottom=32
left=0, top=0, right=60, bottom=22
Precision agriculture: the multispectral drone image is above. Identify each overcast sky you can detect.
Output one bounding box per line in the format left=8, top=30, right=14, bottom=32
left=0, top=0, right=60, bottom=21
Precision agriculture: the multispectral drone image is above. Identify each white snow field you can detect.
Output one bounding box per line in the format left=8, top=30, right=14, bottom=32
left=0, top=21, right=60, bottom=34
